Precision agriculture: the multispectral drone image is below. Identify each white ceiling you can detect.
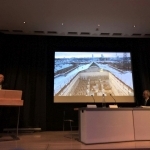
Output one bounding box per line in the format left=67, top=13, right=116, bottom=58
left=0, top=0, right=150, bottom=37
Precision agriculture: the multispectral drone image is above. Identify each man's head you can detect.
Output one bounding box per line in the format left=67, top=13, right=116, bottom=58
left=0, top=74, right=4, bottom=84
left=143, top=90, right=150, bottom=99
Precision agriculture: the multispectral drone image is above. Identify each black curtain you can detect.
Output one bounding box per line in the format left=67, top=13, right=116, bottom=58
left=0, top=34, right=150, bottom=131
left=0, top=35, right=47, bottom=130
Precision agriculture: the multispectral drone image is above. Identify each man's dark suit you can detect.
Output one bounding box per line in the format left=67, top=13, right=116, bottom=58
left=0, top=83, right=8, bottom=89
left=145, top=98, right=150, bottom=106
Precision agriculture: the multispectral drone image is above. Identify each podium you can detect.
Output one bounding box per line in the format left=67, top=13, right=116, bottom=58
left=0, top=90, right=23, bottom=106
left=0, top=90, right=23, bottom=139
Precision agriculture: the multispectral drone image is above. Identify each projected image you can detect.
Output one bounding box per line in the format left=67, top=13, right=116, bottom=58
left=54, top=52, right=134, bottom=98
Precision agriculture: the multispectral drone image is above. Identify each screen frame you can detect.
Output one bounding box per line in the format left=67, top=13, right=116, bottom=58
left=53, top=49, right=135, bottom=103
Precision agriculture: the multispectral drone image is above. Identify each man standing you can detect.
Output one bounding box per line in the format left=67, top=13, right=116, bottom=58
left=0, top=74, right=8, bottom=90
left=0, top=74, right=4, bottom=90
left=143, top=90, right=150, bottom=106
left=0, top=74, right=8, bottom=134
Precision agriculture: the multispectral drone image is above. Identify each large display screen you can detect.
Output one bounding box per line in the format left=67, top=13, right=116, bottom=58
left=54, top=52, right=134, bottom=103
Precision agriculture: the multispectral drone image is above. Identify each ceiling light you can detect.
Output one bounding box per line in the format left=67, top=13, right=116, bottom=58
left=98, top=24, right=100, bottom=27
left=62, top=23, right=64, bottom=25
left=133, top=25, right=136, bottom=28
left=23, top=22, right=26, bottom=24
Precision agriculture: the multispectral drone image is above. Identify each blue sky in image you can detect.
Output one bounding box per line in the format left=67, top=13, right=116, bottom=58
left=55, top=52, right=130, bottom=58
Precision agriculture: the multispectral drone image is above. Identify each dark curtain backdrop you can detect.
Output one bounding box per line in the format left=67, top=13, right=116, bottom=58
left=0, top=35, right=47, bottom=130
left=0, top=34, right=150, bottom=130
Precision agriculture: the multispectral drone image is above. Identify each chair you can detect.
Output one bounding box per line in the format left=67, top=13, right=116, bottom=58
left=63, top=108, right=78, bottom=131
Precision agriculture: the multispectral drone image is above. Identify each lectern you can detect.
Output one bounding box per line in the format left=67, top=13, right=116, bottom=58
left=0, top=90, right=23, bottom=139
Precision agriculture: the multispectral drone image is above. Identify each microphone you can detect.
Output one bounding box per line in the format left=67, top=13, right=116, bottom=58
left=91, top=95, right=96, bottom=103
left=87, top=95, right=97, bottom=108
left=110, top=94, right=117, bottom=104
left=102, top=94, right=106, bottom=108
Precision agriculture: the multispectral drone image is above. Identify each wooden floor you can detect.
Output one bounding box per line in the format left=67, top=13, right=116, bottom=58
left=0, top=131, right=150, bottom=150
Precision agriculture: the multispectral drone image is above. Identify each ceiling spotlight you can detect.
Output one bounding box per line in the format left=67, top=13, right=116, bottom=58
left=62, top=23, right=64, bottom=25
left=133, top=25, right=136, bottom=28
left=98, top=24, right=100, bottom=27
left=23, top=22, right=26, bottom=24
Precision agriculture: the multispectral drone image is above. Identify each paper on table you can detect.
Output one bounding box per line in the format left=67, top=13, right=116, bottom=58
left=141, top=106, right=150, bottom=108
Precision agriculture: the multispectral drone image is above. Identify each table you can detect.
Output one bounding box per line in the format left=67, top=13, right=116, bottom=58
left=79, top=108, right=150, bottom=144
